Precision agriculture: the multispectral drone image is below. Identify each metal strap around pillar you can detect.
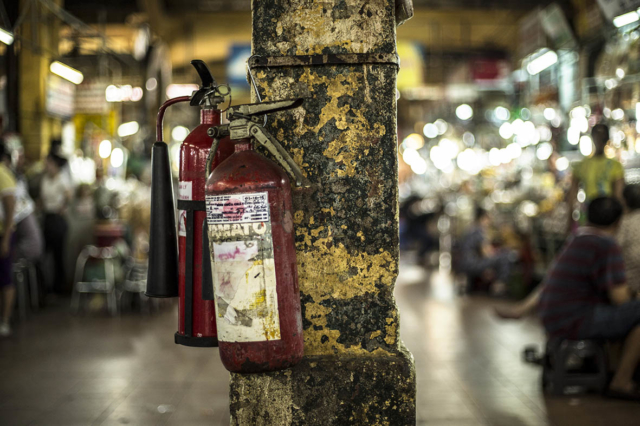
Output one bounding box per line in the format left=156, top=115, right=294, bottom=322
left=248, top=53, right=399, bottom=69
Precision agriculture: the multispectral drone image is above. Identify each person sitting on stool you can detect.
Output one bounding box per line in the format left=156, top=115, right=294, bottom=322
left=512, top=197, right=640, bottom=399
left=458, top=207, right=512, bottom=295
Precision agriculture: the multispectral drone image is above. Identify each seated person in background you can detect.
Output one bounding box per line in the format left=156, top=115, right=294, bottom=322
left=497, top=184, right=640, bottom=319
left=617, top=184, right=640, bottom=292
left=537, top=197, right=640, bottom=398
left=459, top=208, right=512, bottom=295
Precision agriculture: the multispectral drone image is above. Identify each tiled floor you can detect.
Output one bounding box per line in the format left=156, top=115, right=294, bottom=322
left=1, top=254, right=640, bottom=425
left=396, top=253, right=640, bottom=426
left=0, top=301, right=230, bottom=426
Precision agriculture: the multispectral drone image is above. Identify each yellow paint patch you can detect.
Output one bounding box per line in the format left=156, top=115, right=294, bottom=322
left=321, top=207, right=335, bottom=216
left=297, top=70, right=387, bottom=177
left=295, top=235, right=398, bottom=356
left=265, top=0, right=389, bottom=56
left=310, top=226, right=325, bottom=237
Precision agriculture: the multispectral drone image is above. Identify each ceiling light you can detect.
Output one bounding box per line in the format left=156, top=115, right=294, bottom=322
left=117, top=121, right=139, bottom=138
left=536, top=142, right=553, bottom=160
left=99, top=140, right=112, bottom=159
left=110, top=148, right=124, bottom=168
left=494, top=106, right=510, bottom=121
left=166, top=84, right=199, bottom=99
left=423, top=123, right=438, bottom=139
left=526, top=50, right=558, bottom=75
left=50, top=61, right=84, bottom=85
left=499, top=122, right=513, bottom=139
left=613, top=11, right=639, bottom=28
left=580, top=136, right=593, bottom=156
left=556, top=157, right=569, bottom=171
left=456, top=104, right=473, bottom=121
left=0, top=28, right=14, bottom=45
left=172, top=126, right=190, bottom=142
left=543, top=108, right=556, bottom=121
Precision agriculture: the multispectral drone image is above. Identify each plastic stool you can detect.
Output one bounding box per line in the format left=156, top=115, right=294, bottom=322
left=71, top=246, right=118, bottom=315
left=542, top=339, right=608, bottom=395
left=119, top=258, right=153, bottom=313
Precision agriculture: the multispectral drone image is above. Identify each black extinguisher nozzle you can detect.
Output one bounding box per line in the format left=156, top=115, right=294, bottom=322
left=146, top=142, right=179, bottom=298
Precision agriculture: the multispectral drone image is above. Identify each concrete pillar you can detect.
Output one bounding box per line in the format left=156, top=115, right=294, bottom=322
left=19, top=0, right=62, bottom=160
left=229, top=1, right=416, bottom=424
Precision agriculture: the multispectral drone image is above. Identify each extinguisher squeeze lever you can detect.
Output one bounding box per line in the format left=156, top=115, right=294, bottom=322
left=206, top=98, right=309, bottom=187
left=247, top=122, right=309, bottom=187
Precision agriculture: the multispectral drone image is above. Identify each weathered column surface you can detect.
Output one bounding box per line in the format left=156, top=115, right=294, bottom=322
left=230, top=1, right=416, bottom=424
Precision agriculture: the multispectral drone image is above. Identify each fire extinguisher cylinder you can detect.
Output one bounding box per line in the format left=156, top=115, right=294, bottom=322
left=204, top=98, right=308, bottom=373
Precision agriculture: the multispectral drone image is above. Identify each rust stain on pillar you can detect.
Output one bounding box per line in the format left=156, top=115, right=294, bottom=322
left=230, top=1, right=416, bottom=424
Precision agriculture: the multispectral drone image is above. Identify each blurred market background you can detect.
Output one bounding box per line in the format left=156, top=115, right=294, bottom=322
left=0, top=1, right=640, bottom=425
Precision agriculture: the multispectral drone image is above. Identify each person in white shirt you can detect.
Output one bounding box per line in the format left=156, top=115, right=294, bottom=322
left=40, top=152, right=72, bottom=293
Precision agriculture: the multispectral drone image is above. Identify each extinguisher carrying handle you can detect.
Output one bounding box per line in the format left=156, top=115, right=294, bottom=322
left=190, top=59, right=231, bottom=108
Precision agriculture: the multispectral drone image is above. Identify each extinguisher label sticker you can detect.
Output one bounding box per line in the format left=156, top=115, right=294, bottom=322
left=178, top=211, right=187, bottom=237
left=178, top=181, right=193, bottom=200
left=178, top=182, right=192, bottom=237
left=205, top=192, right=270, bottom=224
left=206, top=191, right=281, bottom=343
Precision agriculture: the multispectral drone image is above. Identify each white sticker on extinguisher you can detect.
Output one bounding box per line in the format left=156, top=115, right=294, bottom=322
left=177, top=182, right=192, bottom=237
left=206, top=192, right=270, bottom=224
left=206, top=191, right=280, bottom=343
left=178, top=210, right=187, bottom=237
left=178, top=181, right=192, bottom=201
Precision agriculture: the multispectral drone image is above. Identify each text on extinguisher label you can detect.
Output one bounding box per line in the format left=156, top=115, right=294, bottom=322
left=205, top=192, right=281, bottom=343
left=205, top=192, right=270, bottom=224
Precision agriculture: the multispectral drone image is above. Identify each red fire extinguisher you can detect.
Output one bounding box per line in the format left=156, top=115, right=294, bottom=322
left=146, top=60, right=233, bottom=348
left=204, top=99, right=309, bottom=373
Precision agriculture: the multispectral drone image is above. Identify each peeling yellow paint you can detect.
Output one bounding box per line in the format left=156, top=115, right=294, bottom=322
left=256, top=67, right=388, bottom=179
left=321, top=207, right=335, bottom=216
left=310, top=226, right=325, bottom=237
left=265, top=0, right=389, bottom=56
left=300, top=70, right=387, bottom=177
left=251, top=8, right=401, bottom=359
left=295, top=236, right=398, bottom=356
left=290, top=147, right=308, bottom=175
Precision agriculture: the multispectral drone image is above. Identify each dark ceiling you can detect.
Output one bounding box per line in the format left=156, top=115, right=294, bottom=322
left=63, top=0, right=140, bottom=23
left=413, top=0, right=555, bottom=9
left=162, top=0, right=250, bottom=13
left=63, top=0, right=554, bottom=23
left=160, top=0, right=551, bottom=13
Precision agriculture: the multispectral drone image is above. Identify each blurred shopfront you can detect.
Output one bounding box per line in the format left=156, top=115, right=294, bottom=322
left=395, top=0, right=640, bottom=299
